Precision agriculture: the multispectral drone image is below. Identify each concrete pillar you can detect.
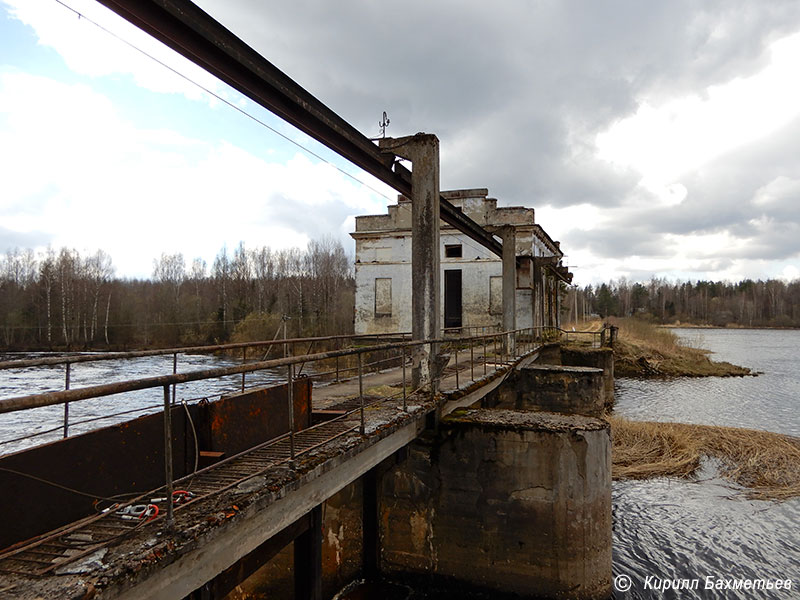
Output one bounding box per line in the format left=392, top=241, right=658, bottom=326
left=380, top=134, right=441, bottom=390
left=380, top=409, right=612, bottom=599
left=561, top=347, right=615, bottom=411
left=294, top=504, right=323, bottom=600
left=500, top=226, right=516, bottom=355
left=362, top=467, right=380, bottom=581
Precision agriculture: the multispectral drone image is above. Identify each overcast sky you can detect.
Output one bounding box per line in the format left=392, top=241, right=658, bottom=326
left=2, top=0, right=800, bottom=285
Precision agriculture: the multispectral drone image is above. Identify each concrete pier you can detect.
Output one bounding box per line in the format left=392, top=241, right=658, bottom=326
left=500, top=226, right=517, bottom=355
left=379, top=134, right=441, bottom=391
left=380, top=408, right=612, bottom=599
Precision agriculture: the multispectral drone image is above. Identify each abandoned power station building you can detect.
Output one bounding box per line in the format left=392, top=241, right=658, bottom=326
left=352, top=188, right=573, bottom=335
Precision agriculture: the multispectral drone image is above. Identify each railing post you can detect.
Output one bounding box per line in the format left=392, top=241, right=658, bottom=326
left=335, top=338, right=340, bottom=382
left=63, top=363, right=71, bottom=438
left=288, top=363, right=295, bottom=459
left=470, top=337, right=474, bottom=382
left=241, top=347, right=247, bottom=392
left=402, top=346, right=407, bottom=412
left=172, top=352, right=178, bottom=404
left=283, top=316, right=289, bottom=358
left=483, top=335, right=487, bottom=376
left=454, top=343, right=459, bottom=389
left=163, top=384, right=174, bottom=528
left=358, top=352, right=365, bottom=435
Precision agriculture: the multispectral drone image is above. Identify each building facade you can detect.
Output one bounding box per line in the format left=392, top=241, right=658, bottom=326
left=351, top=188, right=572, bottom=335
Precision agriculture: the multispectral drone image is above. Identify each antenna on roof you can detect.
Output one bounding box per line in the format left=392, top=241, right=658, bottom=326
left=378, top=111, right=390, bottom=138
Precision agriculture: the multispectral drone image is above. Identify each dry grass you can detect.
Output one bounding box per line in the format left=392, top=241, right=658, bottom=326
left=607, top=317, right=751, bottom=377
left=610, top=415, right=800, bottom=501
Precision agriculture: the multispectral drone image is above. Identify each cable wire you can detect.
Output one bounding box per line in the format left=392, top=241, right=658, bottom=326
left=50, top=0, right=394, bottom=202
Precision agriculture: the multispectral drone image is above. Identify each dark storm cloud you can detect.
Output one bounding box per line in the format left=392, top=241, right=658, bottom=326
left=192, top=0, right=800, bottom=277
left=198, top=0, right=800, bottom=210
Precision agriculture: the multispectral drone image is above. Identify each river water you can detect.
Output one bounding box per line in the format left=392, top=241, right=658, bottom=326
left=0, top=352, right=289, bottom=456
left=612, top=328, right=800, bottom=599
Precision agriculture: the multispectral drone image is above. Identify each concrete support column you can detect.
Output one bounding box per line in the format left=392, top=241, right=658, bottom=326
left=380, top=134, right=441, bottom=390
left=294, top=504, right=323, bottom=600
left=500, top=226, right=516, bottom=355
left=362, top=467, right=380, bottom=581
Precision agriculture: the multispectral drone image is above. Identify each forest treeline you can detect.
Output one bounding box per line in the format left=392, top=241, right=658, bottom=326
left=0, top=238, right=353, bottom=350
left=3, top=242, right=799, bottom=351
left=564, top=277, right=800, bottom=327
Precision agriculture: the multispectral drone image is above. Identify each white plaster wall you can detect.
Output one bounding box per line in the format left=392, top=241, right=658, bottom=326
left=353, top=197, right=562, bottom=335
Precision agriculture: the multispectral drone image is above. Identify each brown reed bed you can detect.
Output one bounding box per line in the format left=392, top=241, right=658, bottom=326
left=604, top=317, right=752, bottom=377
left=610, top=415, right=800, bottom=501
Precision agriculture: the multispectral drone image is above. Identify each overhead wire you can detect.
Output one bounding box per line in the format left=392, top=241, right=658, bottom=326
left=50, top=0, right=394, bottom=202
left=48, top=0, right=510, bottom=261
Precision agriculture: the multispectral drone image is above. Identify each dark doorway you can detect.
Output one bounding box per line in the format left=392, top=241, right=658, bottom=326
left=444, top=269, right=462, bottom=328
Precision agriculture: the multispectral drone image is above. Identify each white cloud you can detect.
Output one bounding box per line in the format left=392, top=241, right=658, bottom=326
left=2, top=0, right=228, bottom=104
left=596, top=31, right=800, bottom=203
left=782, top=265, right=800, bottom=281
left=0, top=71, right=389, bottom=276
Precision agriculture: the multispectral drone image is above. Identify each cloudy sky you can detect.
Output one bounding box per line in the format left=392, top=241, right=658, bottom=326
left=2, top=0, right=800, bottom=285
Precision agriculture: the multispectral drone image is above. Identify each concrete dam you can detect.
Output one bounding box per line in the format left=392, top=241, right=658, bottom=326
left=0, top=336, right=614, bottom=599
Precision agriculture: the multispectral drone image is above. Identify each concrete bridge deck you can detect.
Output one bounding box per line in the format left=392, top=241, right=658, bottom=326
left=0, top=349, right=536, bottom=600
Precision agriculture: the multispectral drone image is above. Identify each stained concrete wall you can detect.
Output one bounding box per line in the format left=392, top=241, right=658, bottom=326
left=535, top=345, right=616, bottom=411
left=380, top=409, right=612, bottom=599
left=497, top=364, right=606, bottom=417
left=562, top=347, right=615, bottom=410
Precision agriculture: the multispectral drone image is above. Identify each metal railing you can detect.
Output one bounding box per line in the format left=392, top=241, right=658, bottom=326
left=0, top=325, right=563, bottom=569
left=558, top=324, right=617, bottom=348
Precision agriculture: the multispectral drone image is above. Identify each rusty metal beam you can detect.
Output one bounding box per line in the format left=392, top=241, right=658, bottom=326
left=93, top=0, right=502, bottom=256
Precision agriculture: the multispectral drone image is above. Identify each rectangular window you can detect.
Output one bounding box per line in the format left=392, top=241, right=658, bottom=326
left=374, top=278, right=392, bottom=317
left=489, top=276, right=503, bottom=315
left=445, top=244, right=462, bottom=258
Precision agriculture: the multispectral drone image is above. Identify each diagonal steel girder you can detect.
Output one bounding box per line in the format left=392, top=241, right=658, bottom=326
left=95, top=0, right=503, bottom=257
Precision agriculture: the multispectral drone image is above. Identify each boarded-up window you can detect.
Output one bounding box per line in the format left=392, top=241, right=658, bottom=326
left=517, top=258, right=532, bottom=288
left=489, top=276, right=503, bottom=315
left=375, top=278, right=392, bottom=317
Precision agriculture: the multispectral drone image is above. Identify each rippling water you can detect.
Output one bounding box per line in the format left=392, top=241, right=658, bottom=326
left=0, top=352, right=290, bottom=455
left=612, top=328, right=800, bottom=599
left=615, top=328, right=800, bottom=436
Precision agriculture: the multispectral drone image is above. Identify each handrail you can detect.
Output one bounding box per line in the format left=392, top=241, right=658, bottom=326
left=0, top=328, right=536, bottom=415
left=0, top=331, right=411, bottom=370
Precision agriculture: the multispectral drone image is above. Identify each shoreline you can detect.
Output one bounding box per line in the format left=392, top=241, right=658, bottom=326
left=662, top=324, right=800, bottom=331
left=609, top=319, right=753, bottom=378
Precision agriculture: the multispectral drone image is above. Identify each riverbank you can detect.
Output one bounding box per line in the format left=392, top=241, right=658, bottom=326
left=609, top=415, right=800, bottom=501
left=607, top=318, right=753, bottom=377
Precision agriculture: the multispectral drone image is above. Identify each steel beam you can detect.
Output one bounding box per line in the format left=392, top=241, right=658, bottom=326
left=94, top=0, right=502, bottom=256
